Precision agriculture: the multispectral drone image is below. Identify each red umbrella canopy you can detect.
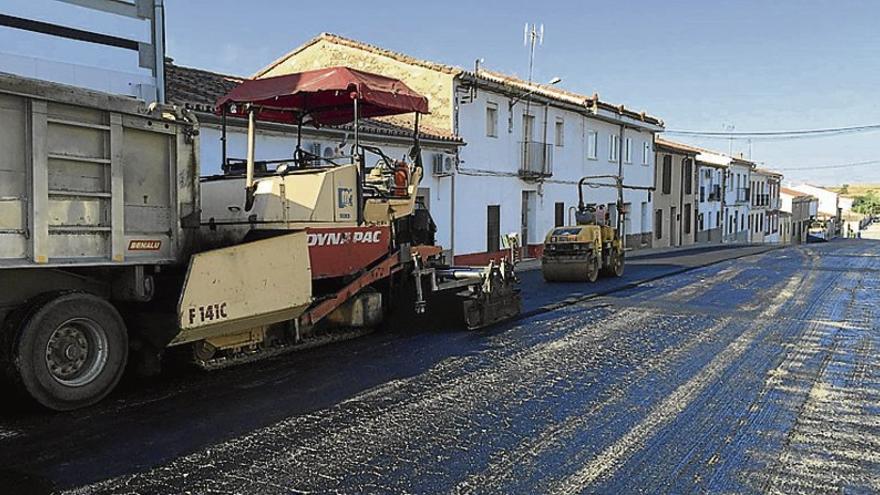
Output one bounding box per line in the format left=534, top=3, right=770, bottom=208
left=216, top=66, right=429, bottom=126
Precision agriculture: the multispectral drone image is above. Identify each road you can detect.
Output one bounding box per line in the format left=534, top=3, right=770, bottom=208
left=2, top=240, right=879, bottom=494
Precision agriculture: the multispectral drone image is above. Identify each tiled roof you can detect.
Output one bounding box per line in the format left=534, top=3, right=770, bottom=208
left=256, top=33, right=663, bottom=127
left=654, top=137, right=706, bottom=155
left=471, top=69, right=663, bottom=126
left=780, top=187, right=813, bottom=198
left=753, top=168, right=783, bottom=178
left=164, top=61, right=461, bottom=143
left=165, top=62, right=242, bottom=111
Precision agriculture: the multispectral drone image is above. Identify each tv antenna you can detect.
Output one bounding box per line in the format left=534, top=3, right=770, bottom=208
left=523, top=23, right=544, bottom=86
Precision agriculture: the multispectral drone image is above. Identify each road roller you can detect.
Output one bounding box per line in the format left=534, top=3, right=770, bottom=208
left=542, top=175, right=636, bottom=283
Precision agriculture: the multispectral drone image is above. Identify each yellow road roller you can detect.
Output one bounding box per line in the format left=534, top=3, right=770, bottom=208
left=542, top=175, right=640, bottom=283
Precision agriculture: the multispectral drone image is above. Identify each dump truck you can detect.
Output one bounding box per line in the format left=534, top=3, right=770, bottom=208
left=0, top=67, right=520, bottom=410
left=541, top=175, right=647, bottom=282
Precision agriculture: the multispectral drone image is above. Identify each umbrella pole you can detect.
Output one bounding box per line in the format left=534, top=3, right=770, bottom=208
left=355, top=97, right=363, bottom=225
left=245, top=106, right=256, bottom=211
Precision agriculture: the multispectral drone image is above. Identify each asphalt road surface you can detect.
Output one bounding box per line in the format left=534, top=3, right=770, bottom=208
left=1, top=240, right=879, bottom=494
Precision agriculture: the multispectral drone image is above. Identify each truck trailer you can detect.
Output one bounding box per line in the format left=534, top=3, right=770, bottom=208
left=0, top=67, right=520, bottom=410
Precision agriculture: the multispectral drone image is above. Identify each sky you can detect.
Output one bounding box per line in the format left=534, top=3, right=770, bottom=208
left=7, top=0, right=876, bottom=186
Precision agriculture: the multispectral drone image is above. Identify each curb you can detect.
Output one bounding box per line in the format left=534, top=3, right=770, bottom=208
left=514, top=245, right=785, bottom=322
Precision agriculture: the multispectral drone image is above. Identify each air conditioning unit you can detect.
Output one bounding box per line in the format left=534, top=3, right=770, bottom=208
left=432, top=153, right=454, bottom=176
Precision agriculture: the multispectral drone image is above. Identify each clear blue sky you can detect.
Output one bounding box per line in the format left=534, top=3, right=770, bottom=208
left=165, top=0, right=880, bottom=186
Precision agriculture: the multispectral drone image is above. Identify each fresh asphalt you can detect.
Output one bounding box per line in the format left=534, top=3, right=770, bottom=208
left=1, top=241, right=878, bottom=494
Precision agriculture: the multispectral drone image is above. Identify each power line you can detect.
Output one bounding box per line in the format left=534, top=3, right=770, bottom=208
left=773, top=159, right=880, bottom=171
left=664, top=123, right=880, bottom=140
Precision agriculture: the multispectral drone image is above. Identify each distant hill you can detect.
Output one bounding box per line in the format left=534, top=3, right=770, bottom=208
left=827, top=184, right=880, bottom=197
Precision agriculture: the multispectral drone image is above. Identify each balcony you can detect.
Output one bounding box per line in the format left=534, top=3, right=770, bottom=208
left=708, top=185, right=722, bottom=202
left=753, top=193, right=770, bottom=207
left=736, top=187, right=751, bottom=204
left=519, top=141, right=553, bottom=179
left=770, top=197, right=781, bottom=210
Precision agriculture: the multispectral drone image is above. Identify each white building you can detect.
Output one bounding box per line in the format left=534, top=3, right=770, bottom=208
left=249, top=33, right=664, bottom=263
left=0, top=0, right=165, bottom=102
left=723, top=157, right=754, bottom=243
left=690, top=148, right=727, bottom=244
left=750, top=169, right=783, bottom=243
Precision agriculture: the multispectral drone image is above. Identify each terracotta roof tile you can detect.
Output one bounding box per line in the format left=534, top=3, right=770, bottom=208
left=255, top=33, right=663, bottom=127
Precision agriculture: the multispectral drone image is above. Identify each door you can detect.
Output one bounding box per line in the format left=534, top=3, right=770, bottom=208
left=670, top=206, right=678, bottom=247
left=487, top=205, right=500, bottom=253
left=521, top=191, right=536, bottom=258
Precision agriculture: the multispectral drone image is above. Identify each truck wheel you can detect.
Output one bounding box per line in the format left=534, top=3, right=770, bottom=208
left=5, top=292, right=128, bottom=411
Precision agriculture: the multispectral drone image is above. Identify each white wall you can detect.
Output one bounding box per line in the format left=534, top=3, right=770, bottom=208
left=722, top=163, right=752, bottom=240
left=697, top=165, right=724, bottom=231
left=0, top=0, right=158, bottom=100
left=453, top=83, right=657, bottom=255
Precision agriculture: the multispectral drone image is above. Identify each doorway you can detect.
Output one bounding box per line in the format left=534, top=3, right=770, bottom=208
left=670, top=206, right=678, bottom=247
left=521, top=191, right=536, bottom=258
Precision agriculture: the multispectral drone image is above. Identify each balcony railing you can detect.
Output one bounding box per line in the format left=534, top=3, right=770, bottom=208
left=519, top=141, right=553, bottom=178
left=736, top=187, right=751, bottom=203
left=753, top=193, right=771, bottom=207
left=708, top=185, right=722, bottom=202
left=770, top=197, right=781, bottom=210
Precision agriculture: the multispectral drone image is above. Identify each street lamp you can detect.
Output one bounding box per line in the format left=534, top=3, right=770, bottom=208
left=508, top=77, right=562, bottom=133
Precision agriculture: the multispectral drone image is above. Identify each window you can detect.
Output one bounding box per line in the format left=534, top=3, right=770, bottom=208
left=624, top=137, right=632, bottom=163
left=661, top=155, right=672, bottom=194
left=586, top=130, right=598, bottom=160
left=642, top=141, right=650, bottom=165
left=654, top=209, right=663, bottom=239
left=554, top=202, right=565, bottom=227
left=485, top=103, right=498, bottom=137
left=683, top=159, right=693, bottom=195
left=716, top=211, right=720, bottom=227
left=555, top=119, right=564, bottom=147
left=609, top=134, right=620, bottom=162
left=522, top=113, right=535, bottom=142
left=487, top=205, right=500, bottom=252
left=684, top=204, right=692, bottom=234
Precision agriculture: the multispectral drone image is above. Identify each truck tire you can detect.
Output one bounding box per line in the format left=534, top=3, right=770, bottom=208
left=3, top=292, right=128, bottom=411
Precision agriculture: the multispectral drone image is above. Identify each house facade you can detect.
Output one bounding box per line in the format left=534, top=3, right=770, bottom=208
left=653, top=139, right=698, bottom=248
left=750, top=169, right=783, bottom=243
left=780, top=187, right=817, bottom=244
left=252, top=33, right=664, bottom=263
left=695, top=152, right=727, bottom=244
left=723, top=157, right=754, bottom=243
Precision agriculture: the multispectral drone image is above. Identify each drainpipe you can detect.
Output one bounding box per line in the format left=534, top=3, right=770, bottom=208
left=617, top=123, right=625, bottom=245
left=678, top=157, right=684, bottom=247
left=720, top=168, right=727, bottom=243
